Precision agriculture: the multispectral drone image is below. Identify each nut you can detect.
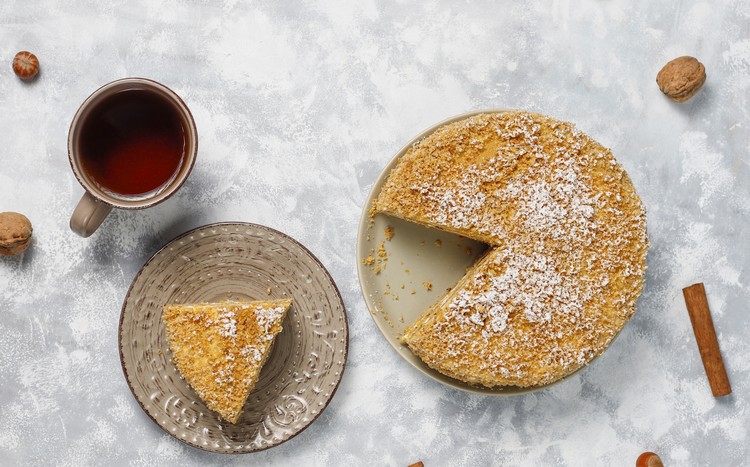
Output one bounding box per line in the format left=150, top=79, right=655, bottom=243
left=0, top=212, right=33, bottom=256
left=656, top=56, right=705, bottom=102
left=12, top=51, right=40, bottom=80
left=636, top=452, right=664, bottom=467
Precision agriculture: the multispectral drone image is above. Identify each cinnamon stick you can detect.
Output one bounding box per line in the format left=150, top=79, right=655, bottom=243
left=682, top=283, right=731, bottom=397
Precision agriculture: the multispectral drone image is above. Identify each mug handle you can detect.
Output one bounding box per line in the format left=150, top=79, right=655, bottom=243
left=70, top=192, right=113, bottom=237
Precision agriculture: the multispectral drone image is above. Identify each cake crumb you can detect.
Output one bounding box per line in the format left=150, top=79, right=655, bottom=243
left=464, top=247, right=473, bottom=256
left=434, top=239, right=442, bottom=247
left=360, top=240, right=389, bottom=275
left=364, top=240, right=391, bottom=275
left=382, top=313, right=394, bottom=327
left=376, top=241, right=388, bottom=259
left=424, top=281, right=433, bottom=291
left=266, top=287, right=272, bottom=295
left=384, top=225, right=394, bottom=240
left=410, top=290, right=417, bottom=295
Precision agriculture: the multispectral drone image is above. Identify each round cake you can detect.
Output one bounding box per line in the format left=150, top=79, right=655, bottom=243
left=374, top=111, right=648, bottom=388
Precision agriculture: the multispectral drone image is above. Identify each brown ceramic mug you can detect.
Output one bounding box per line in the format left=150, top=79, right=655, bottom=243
left=68, top=78, right=197, bottom=237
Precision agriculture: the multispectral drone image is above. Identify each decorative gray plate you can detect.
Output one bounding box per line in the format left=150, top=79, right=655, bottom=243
left=119, top=222, right=348, bottom=453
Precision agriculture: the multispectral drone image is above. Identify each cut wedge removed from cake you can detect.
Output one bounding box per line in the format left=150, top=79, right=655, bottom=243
left=163, top=299, right=292, bottom=423
left=373, top=111, right=648, bottom=388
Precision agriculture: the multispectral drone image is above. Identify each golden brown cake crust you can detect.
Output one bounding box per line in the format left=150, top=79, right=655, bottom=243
left=162, top=299, right=292, bottom=423
left=376, top=111, right=648, bottom=388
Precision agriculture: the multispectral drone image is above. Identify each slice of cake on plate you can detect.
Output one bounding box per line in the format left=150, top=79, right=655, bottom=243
left=162, top=299, right=292, bottom=423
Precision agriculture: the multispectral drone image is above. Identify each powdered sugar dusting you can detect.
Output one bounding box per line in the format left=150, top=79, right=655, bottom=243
left=252, top=305, right=286, bottom=337
left=217, top=310, right=237, bottom=338
left=506, top=165, right=597, bottom=241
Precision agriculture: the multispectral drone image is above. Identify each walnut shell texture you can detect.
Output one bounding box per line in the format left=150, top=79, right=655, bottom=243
left=0, top=212, right=33, bottom=256
left=656, top=56, right=706, bottom=102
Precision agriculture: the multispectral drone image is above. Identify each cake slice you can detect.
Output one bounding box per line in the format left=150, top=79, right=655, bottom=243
left=162, top=299, right=292, bottom=423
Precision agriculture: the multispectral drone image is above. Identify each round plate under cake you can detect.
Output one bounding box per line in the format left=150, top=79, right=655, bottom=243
left=357, top=110, right=648, bottom=394
left=119, top=222, right=348, bottom=453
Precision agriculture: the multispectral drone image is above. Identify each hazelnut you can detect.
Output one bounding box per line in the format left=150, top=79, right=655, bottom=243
left=656, top=56, right=705, bottom=102
left=0, top=212, right=33, bottom=256
left=12, top=51, right=40, bottom=80
left=636, top=452, right=664, bottom=467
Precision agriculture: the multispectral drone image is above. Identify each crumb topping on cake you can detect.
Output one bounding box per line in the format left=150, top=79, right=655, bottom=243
left=375, top=111, right=648, bottom=387
left=163, top=300, right=292, bottom=422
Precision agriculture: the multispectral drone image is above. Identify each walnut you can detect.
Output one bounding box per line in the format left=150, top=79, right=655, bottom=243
left=0, top=212, right=33, bottom=256
left=656, top=56, right=706, bottom=102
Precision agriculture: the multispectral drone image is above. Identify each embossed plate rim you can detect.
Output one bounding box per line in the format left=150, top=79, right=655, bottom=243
left=119, top=221, right=349, bottom=453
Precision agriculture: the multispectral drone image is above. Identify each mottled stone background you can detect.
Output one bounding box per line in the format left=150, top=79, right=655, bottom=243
left=1, top=0, right=749, bottom=465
